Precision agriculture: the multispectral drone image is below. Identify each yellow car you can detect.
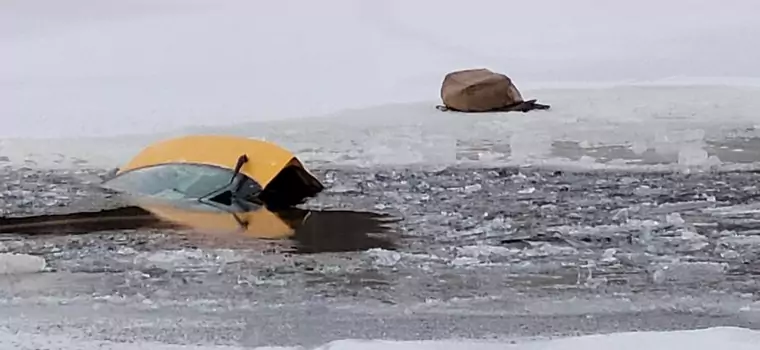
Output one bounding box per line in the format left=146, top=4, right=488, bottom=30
left=103, top=134, right=325, bottom=211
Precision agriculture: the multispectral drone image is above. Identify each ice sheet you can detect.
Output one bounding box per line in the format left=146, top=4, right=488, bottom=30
left=0, top=253, right=47, bottom=274
left=3, top=85, right=760, bottom=171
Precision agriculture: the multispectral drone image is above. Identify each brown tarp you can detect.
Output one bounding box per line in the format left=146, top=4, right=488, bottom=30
left=438, top=68, right=549, bottom=113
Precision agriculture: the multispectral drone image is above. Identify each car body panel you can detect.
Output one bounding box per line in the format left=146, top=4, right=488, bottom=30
left=109, top=134, right=324, bottom=208
left=116, top=134, right=316, bottom=190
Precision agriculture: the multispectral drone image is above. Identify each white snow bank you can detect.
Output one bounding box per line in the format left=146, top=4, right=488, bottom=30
left=309, top=327, right=760, bottom=350
left=0, top=253, right=46, bottom=274
left=1, top=327, right=758, bottom=350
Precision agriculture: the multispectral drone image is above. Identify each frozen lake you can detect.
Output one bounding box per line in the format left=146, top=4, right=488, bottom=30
left=3, top=0, right=760, bottom=348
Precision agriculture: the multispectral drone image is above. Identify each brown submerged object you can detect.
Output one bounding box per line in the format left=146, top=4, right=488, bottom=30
left=437, top=68, right=550, bottom=113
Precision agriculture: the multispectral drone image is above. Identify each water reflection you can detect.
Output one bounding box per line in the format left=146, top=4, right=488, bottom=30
left=0, top=204, right=400, bottom=254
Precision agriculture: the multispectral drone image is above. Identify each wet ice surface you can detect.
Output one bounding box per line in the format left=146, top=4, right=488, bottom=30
left=1, top=165, right=760, bottom=346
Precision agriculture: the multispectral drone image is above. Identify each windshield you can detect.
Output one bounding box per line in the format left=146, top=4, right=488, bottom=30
left=103, top=163, right=248, bottom=201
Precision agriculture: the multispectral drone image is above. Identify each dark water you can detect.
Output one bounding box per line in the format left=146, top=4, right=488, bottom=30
left=0, top=205, right=399, bottom=254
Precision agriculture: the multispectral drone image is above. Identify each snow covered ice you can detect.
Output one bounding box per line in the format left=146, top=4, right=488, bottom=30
left=3, top=0, right=760, bottom=348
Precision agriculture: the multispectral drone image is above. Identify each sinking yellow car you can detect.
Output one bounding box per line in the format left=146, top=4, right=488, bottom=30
left=103, top=134, right=325, bottom=211
left=0, top=135, right=400, bottom=253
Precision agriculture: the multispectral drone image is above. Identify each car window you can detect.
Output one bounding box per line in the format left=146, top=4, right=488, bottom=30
left=103, top=163, right=245, bottom=200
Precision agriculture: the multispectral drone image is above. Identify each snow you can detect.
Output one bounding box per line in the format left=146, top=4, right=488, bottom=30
left=1, top=327, right=759, bottom=350
left=311, top=327, right=760, bottom=350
